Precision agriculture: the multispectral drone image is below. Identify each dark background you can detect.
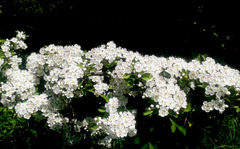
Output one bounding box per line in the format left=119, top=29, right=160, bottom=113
left=0, top=0, right=239, bottom=69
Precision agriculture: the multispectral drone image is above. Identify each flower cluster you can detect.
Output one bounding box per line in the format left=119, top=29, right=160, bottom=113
left=201, top=99, right=228, bottom=113
left=97, top=111, right=137, bottom=145
left=98, top=110, right=137, bottom=138
left=0, top=69, right=38, bottom=109
left=0, top=31, right=27, bottom=58
left=15, top=94, right=48, bottom=119
left=1, top=32, right=240, bottom=147
left=186, top=58, right=240, bottom=113
left=34, top=44, right=85, bottom=98
left=97, top=97, right=137, bottom=142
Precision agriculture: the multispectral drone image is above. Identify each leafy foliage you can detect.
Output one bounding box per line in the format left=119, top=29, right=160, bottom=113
left=0, top=105, right=63, bottom=148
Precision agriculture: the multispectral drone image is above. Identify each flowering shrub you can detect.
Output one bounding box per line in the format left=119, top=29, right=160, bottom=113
left=0, top=31, right=240, bottom=147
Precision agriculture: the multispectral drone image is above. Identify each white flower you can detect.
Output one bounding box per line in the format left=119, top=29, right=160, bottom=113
left=205, top=85, right=217, bottom=96
left=0, top=58, right=4, bottom=67
left=158, top=106, right=169, bottom=117
left=213, top=99, right=228, bottom=113
left=10, top=38, right=18, bottom=44
left=188, top=71, right=197, bottom=80
left=4, top=51, right=12, bottom=57
left=134, top=62, right=143, bottom=72
left=105, top=97, right=119, bottom=113
left=201, top=101, right=214, bottom=112
left=190, top=82, right=195, bottom=90
left=16, top=31, right=26, bottom=39
left=1, top=45, right=9, bottom=52
left=17, top=40, right=28, bottom=49
left=94, top=83, right=109, bottom=96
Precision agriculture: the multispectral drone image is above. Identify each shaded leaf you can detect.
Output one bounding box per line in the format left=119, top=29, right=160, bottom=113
left=160, top=71, right=171, bottom=79
left=171, top=124, right=176, bottom=133
left=134, top=137, right=140, bottom=144
left=213, top=32, right=218, bottom=37
left=148, top=142, right=155, bottom=149
left=169, top=118, right=186, bottom=136
left=141, top=142, right=155, bottom=149
left=100, top=95, right=109, bottom=103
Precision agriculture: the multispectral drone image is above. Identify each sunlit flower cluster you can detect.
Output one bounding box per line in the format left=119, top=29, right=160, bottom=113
left=0, top=31, right=27, bottom=58
left=201, top=99, right=228, bottom=113
left=0, top=32, right=240, bottom=147
left=15, top=93, right=48, bottom=119
left=97, top=111, right=137, bottom=138
left=0, top=69, right=38, bottom=109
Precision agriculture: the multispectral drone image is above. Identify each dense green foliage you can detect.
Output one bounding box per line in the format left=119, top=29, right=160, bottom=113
left=0, top=104, right=64, bottom=149
left=1, top=99, right=240, bottom=148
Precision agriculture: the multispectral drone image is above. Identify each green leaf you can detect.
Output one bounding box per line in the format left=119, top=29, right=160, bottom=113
left=134, top=137, right=140, bottom=144
left=0, top=39, right=5, bottom=44
left=211, top=25, right=216, bottom=29
left=141, top=142, right=155, bottom=149
left=3, top=129, right=7, bottom=134
left=177, top=125, right=186, bottom=136
left=197, top=85, right=204, bottom=88
left=195, top=54, right=201, bottom=61
left=141, top=73, right=152, bottom=81
left=117, top=106, right=125, bottom=111
left=88, top=88, right=94, bottom=93
left=0, top=107, right=3, bottom=112
left=225, top=98, right=230, bottom=103
left=195, top=54, right=208, bottom=62
left=149, top=127, right=154, bottom=132
left=91, top=125, right=99, bottom=130
left=148, top=142, right=154, bottom=149
left=30, top=129, right=37, bottom=138
left=160, top=71, right=171, bottom=79
left=98, top=108, right=106, bottom=113
left=169, top=118, right=186, bottom=136
left=213, top=32, right=218, bottom=37
left=77, top=63, right=83, bottom=68
left=77, top=83, right=82, bottom=89
left=143, top=110, right=153, bottom=116
left=106, top=60, right=118, bottom=68
left=226, top=35, right=230, bottom=40
left=132, top=58, right=137, bottom=63
left=171, top=124, right=176, bottom=133
left=100, top=95, right=109, bottom=103
left=123, top=73, right=131, bottom=80
left=201, top=54, right=208, bottom=61
left=125, top=78, right=134, bottom=86
left=183, top=104, right=192, bottom=113
left=234, top=106, right=240, bottom=113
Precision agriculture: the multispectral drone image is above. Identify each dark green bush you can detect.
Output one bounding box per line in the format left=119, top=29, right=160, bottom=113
left=0, top=104, right=63, bottom=149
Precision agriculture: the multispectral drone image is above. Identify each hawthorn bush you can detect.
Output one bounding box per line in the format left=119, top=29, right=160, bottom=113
left=0, top=31, right=239, bottom=148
